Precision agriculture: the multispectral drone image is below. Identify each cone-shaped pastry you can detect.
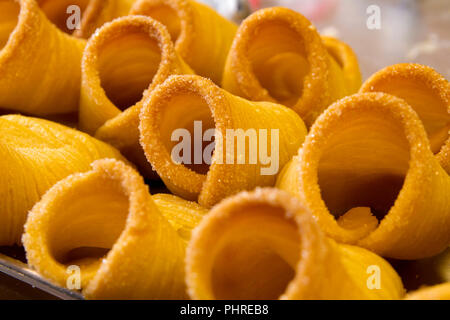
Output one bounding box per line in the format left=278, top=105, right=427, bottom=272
left=139, top=75, right=307, bottom=208
left=23, top=159, right=207, bottom=300
left=37, top=0, right=136, bottom=38
left=79, top=15, right=193, bottom=176
left=277, top=92, right=450, bottom=260
left=360, top=63, right=450, bottom=173
left=80, top=0, right=136, bottom=38
left=0, top=115, right=124, bottom=246
left=0, top=0, right=85, bottom=116
left=405, top=283, right=450, bottom=300
left=130, top=0, right=238, bottom=84
left=222, top=7, right=356, bottom=127
left=322, top=36, right=362, bottom=93
left=186, top=188, right=404, bottom=300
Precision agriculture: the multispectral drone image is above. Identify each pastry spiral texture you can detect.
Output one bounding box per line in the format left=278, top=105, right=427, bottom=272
left=131, top=0, right=238, bottom=84
left=23, top=159, right=207, bottom=299
left=360, top=63, right=450, bottom=173
left=36, top=0, right=136, bottom=38
left=0, top=0, right=85, bottom=116
left=222, top=7, right=360, bottom=127
left=186, top=188, right=404, bottom=300
left=79, top=15, right=193, bottom=176
left=140, top=75, right=307, bottom=208
left=0, top=115, right=124, bottom=246
left=277, top=92, right=450, bottom=260
left=77, top=0, right=136, bottom=38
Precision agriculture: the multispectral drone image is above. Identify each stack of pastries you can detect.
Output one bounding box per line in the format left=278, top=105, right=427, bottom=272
left=0, top=0, right=448, bottom=300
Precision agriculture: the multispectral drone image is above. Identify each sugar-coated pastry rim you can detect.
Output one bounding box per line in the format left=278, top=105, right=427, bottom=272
left=131, top=0, right=195, bottom=61
left=226, top=7, right=329, bottom=121
left=140, top=74, right=307, bottom=207
left=24, top=158, right=206, bottom=299
left=186, top=187, right=405, bottom=299
left=81, top=15, right=181, bottom=132
left=0, top=0, right=41, bottom=65
left=22, top=159, right=150, bottom=289
left=139, top=74, right=233, bottom=200
left=299, top=92, right=437, bottom=244
left=185, top=188, right=328, bottom=300
left=82, top=159, right=182, bottom=298
left=360, top=63, right=450, bottom=172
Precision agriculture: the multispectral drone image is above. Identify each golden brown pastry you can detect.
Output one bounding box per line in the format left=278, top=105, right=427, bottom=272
left=360, top=63, right=450, bottom=173
left=277, top=92, right=450, bottom=260
left=222, top=7, right=359, bottom=126
left=0, top=0, right=85, bottom=116
left=23, top=159, right=207, bottom=299
left=37, top=0, right=136, bottom=38
left=130, top=0, right=238, bottom=84
left=78, top=15, right=193, bottom=176
left=186, top=188, right=405, bottom=300
left=140, top=75, right=307, bottom=208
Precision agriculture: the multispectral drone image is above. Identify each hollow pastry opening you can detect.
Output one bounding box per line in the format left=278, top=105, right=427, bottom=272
left=97, top=26, right=163, bottom=111
left=209, top=204, right=299, bottom=300
left=363, top=71, right=450, bottom=155
left=317, top=108, right=411, bottom=223
left=248, top=21, right=309, bottom=107
left=159, top=92, right=215, bottom=175
left=37, top=0, right=90, bottom=34
left=46, top=175, right=129, bottom=276
left=0, top=0, right=20, bottom=50
left=135, top=1, right=182, bottom=42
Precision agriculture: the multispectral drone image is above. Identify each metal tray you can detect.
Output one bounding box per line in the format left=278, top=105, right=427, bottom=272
left=0, top=248, right=83, bottom=300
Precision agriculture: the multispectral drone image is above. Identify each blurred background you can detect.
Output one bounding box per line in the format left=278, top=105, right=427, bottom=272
left=199, top=0, right=450, bottom=80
